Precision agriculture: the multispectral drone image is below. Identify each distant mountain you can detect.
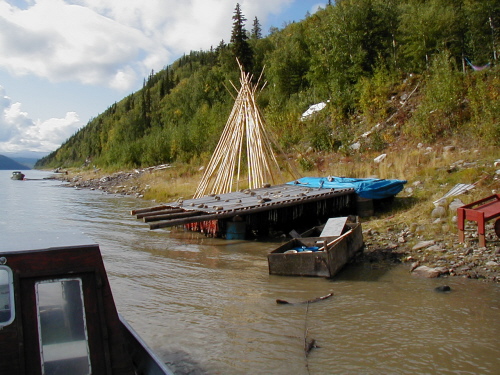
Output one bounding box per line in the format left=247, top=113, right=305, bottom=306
left=0, top=155, right=31, bottom=170
left=10, top=157, right=38, bottom=169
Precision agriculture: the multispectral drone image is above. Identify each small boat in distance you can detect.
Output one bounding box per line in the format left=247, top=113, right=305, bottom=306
left=10, top=171, right=25, bottom=180
left=0, top=231, right=174, bottom=375
left=268, top=218, right=364, bottom=278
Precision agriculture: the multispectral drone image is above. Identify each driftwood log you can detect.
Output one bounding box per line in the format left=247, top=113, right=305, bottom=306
left=276, top=292, right=333, bottom=305
left=305, top=338, right=320, bottom=356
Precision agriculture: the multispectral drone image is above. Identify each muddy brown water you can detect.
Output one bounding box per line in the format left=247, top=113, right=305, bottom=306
left=2, top=170, right=499, bottom=374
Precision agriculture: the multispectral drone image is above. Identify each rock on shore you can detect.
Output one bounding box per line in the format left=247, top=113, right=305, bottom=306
left=60, top=165, right=171, bottom=197
left=362, top=222, right=500, bottom=282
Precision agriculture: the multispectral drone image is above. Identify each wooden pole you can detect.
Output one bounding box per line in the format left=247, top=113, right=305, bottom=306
left=143, top=210, right=203, bottom=223
left=137, top=208, right=184, bottom=219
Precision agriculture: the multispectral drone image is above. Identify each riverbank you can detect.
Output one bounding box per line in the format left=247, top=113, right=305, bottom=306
left=55, top=145, right=500, bottom=283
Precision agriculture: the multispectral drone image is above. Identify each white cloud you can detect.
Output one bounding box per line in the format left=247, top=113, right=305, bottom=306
left=0, top=85, right=82, bottom=153
left=0, top=0, right=294, bottom=93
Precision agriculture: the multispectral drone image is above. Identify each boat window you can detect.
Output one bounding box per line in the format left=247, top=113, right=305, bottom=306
left=36, top=278, right=91, bottom=375
left=0, top=266, right=15, bottom=327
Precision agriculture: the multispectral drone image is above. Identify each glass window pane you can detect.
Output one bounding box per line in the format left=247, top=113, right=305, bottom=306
left=0, top=266, right=15, bottom=327
left=36, top=278, right=91, bottom=375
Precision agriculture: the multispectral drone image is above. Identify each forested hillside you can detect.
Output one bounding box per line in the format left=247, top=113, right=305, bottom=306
left=36, top=0, right=499, bottom=170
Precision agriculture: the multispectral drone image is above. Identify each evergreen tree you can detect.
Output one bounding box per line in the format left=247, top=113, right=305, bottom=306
left=399, top=0, right=461, bottom=71
left=141, top=81, right=152, bottom=130
left=251, top=16, right=263, bottom=39
left=230, top=3, right=253, bottom=71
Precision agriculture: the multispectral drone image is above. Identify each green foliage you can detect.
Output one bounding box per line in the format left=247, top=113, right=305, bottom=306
left=305, top=0, right=399, bottom=113
left=298, top=156, right=314, bottom=171
left=407, top=50, right=464, bottom=141
left=463, top=0, right=500, bottom=64
left=35, top=1, right=500, bottom=171
left=307, top=121, right=334, bottom=151
left=467, top=67, right=500, bottom=145
left=357, top=61, right=398, bottom=126
left=368, top=130, right=388, bottom=152
left=398, top=0, right=462, bottom=72
left=266, top=22, right=310, bottom=98
left=251, top=16, right=263, bottom=40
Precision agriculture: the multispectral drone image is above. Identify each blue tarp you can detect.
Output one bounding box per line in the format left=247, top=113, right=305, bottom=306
left=287, top=177, right=407, bottom=200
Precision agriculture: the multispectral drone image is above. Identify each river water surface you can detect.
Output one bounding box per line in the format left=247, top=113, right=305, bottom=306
left=1, top=169, right=499, bottom=374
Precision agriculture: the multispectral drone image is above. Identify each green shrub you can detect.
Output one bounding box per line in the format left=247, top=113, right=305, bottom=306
left=407, top=50, right=464, bottom=141
left=467, top=68, right=500, bottom=145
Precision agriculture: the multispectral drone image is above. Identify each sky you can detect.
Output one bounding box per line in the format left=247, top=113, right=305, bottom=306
left=0, top=0, right=327, bottom=158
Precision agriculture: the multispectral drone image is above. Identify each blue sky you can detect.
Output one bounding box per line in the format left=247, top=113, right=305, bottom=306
left=0, top=0, right=327, bottom=157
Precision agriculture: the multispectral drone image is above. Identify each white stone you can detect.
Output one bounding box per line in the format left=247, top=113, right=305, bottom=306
left=431, top=205, right=447, bottom=218
left=412, top=265, right=442, bottom=278
left=449, top=198, right=464, bottom=212
left=350, top=142, right=361, bottom=150
left=412, top=240, right=436, bottom=250
left=374, top=154, right=387, bottom=163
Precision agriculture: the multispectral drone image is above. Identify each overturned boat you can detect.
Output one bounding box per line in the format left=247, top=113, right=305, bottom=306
left=0, top=232, right=173, bottom=375
left=268, top=217, right=364, bottom=278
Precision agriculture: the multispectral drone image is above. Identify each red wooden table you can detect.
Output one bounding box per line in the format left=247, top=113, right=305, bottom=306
left=457, top=194, right=500, bottom=247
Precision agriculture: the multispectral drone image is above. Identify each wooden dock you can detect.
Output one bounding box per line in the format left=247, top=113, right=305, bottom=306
left=132, top=183, right=356, bottom=237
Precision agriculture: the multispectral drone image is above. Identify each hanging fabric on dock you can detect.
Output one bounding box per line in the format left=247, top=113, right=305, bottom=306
left=288, top=176, right=406, bottom=200
left=185, top=220, right=220, bottom=237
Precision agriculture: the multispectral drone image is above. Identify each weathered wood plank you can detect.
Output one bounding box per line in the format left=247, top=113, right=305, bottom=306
left=319, top=217, right=348, bottom=237
left=130, top=205, right=169, bottom=215
left=143, top=210, right=203, bottom=223
left=137, top=208, right=185, bottom=219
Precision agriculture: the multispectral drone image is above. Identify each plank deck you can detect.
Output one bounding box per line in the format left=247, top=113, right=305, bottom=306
left=132, top=183, right=356, bottom=232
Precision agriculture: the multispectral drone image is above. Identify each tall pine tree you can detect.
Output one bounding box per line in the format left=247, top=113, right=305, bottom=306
left=230, top=3, right=253, bottom=72
left=251, top=16, right=263, bottom=39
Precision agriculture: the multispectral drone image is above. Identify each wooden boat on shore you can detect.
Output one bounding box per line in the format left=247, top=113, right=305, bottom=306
left=10, top=171, right=25, bottom=180
left=268, top=220, right=364, bottom=277
left=0, top=232, right=173, bottom=375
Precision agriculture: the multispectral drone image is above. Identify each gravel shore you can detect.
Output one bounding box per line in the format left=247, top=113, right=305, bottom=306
left=361, top=223, right=500, bottom=283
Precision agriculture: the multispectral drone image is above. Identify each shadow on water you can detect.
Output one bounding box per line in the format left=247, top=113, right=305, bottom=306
left=331, top=261, right=401, bottom=282
left=159, top=349, right=211, bottom=375
left=330, top=241, right=406, bottom=282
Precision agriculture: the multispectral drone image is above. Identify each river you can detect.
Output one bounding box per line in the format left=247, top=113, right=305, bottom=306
left=1, top=169, right=499, bottom=374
